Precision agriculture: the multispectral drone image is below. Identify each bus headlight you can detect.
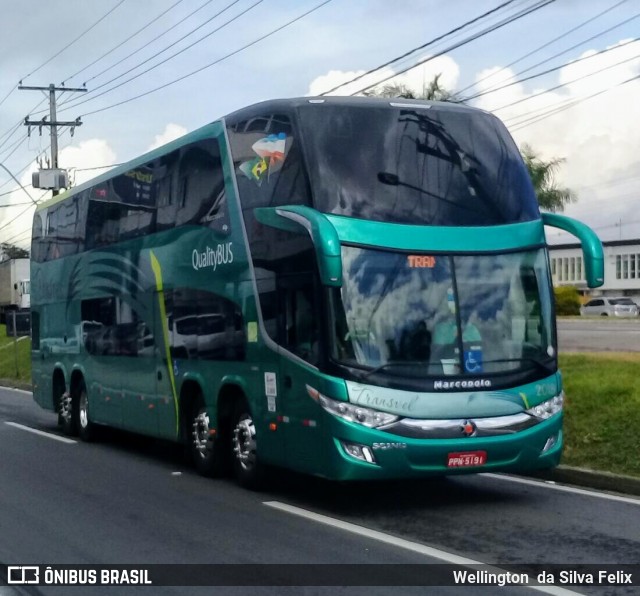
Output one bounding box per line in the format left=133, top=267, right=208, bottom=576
left=527, top=393, right=564, bottom=420
left=306, top=385, right=399, bottom=428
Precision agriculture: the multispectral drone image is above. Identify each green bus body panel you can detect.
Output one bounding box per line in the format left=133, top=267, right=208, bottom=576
left=254, top=206, right=342, bottom=286
left=31, top=121, right=257, bottom=444
left=342, top=373, right=561, bottom=418
left=541, top=212, right=604, bottom=287
left=323, top=417, right=563, bottom=481
left=325, top=215, right=546, bottom=253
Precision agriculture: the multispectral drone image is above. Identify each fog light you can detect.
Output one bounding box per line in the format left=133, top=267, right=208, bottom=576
left=542, top=433, right=559, bottom=453
left=341, top=441, right=376, bottom=464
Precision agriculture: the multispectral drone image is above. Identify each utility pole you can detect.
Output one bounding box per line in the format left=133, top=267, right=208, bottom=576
left=19, top=83, right=87, bottom=195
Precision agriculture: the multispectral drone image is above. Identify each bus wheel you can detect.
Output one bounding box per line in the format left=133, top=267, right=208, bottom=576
left=190, top=398, right=223, bottom=477
left=231, top=400, right=265, bottom=490
left=77, top=382, right=95, bottom=442
left=59, top=391, right=77, bottom=436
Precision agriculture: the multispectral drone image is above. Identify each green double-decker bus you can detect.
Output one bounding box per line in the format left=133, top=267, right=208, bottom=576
left=31, top=97, right=603, bottom=488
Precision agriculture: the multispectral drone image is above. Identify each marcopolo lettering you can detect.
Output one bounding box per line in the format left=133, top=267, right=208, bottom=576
left=192, top=242, right=233, bottom=271
left=433, top=379, right=492, bottom=390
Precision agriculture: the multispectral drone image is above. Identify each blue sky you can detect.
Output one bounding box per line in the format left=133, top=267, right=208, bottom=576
left=1, top=0, right=639, bottom=247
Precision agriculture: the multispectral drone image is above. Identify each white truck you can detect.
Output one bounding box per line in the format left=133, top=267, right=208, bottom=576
left=0, top=258, right=30, bottom=322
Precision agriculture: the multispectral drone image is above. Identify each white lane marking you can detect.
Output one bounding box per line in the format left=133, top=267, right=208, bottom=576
left=4, top=388, right=33, bottom=395
left=4, top=422, right=77, bottom=444
left=264, top=501, right=580, bottom=595
left=483, top=474, right=640, bottom=506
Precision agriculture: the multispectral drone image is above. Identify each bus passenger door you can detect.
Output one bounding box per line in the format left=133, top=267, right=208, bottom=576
left=276, top=272, right=325, bottom=475
left=81, top=297, right=123, bottom=427
left=120, top=316, right=158, bottom=437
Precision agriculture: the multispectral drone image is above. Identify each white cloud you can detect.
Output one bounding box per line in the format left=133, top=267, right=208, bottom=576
left=473, top=39, right=640, bottom=241
left=59, top=139, right=118, bottom=187
left=307, top=55, right=460, bottom=97
left=147, top=123, right=188, bottom=151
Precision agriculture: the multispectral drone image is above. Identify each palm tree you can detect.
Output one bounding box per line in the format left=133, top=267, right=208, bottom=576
left=520, top=144, right=576, bottom=212
left=364, top=74, right=462, bottom=102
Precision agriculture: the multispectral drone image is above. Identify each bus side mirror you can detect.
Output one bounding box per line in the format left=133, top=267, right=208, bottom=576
left=542, top=212, right=604, bottom=288
left=253, top=205, right=342, bottom=287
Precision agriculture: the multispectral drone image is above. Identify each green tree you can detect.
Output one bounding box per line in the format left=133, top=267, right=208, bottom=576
left=554, top=286, right=581, bottom=316
left=364, top=73, right=462, bottom=102
left=520, top=144, right=576, bottom=212
left=0, top=243, right=29, bottom=260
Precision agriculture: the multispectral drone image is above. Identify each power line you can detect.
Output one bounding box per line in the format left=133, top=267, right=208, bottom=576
left=0, top=183, right=34, bottom=199
left=318, top=0, right=519, bottom=96
left=2, top=227, right=35, bottom=247
left=62, top=0, right=187, bottom=85
left=507, top=72, right=639, bottom=129
left=574, top=172, right=640, bottom=193
left=466, top=37, right=638, bottom=102
left=79, top=0, right=334, bottom=118
left=347, top=0, right=556, bottom=97
left=0, top=201, right=33, bottom=208
left=21, top=0, right=127, bottom=82
left=0, top=135, right=28, bottom=166
left=0, top=163, right=37, bottom=205
left=479, top=8, right=640, bottom=100
left=59, top=0, right=255, bottom=115
left=508, top=72, right=639, bottom=131
left=0, top=121, right=24, bottom=150
left=70, top=163, right=124, bottom=173
left=0, top=194, right=47, bottom=236
left=492, top=48, right=640, bottom=113
left=457, top=0, right=630, bottom=96
left=0, top=86, right=17, bottom=111
left=0, top=96, right=49, bottom=154
left=78, top=0, right=214, bottom=88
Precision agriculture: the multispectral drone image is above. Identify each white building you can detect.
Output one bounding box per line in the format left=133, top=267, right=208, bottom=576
left=549, top=239, right=640, bottom=301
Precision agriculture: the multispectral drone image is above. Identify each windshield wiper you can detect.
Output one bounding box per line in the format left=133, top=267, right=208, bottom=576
left=358, top=360, right=436, bottom=380
left=483, top=357, right=556, bottom=375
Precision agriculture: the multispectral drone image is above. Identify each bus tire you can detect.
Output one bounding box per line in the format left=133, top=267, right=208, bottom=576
left=54, top=373, right=67, bottom=428
left=231, top=399, right=265, bottom=490
left=59, top=391, right=77, bottom=436
left=76, top=381, right=95, bottom=442
left=190, top=397, right=224, bottom=477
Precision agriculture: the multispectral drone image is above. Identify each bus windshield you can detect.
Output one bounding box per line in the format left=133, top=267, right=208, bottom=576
left=330, top=246, right=555, bottom=379
left=298, top=103, right=538, bottom=225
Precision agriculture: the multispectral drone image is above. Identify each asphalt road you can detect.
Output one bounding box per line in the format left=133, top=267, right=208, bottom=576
left=557, top=319, right=640, bottom=352
left=1, top=387, right=639, bottom=596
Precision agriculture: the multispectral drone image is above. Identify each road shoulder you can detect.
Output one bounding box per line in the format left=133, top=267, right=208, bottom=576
left=525, top=465, right=640, bottom=498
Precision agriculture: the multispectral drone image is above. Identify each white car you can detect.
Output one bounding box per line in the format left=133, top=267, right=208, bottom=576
left=580, top=297, right=638, bottom=317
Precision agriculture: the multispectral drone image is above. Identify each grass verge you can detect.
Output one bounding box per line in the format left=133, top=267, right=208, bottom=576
left=0, top=324, right=31, bottom=384
left=560, top=352, right=640, bottom=478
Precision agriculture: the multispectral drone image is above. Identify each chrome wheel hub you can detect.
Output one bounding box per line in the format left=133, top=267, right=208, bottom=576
left=232, top=414, right=256, bottom=471
left=79, top=391, right=89, bottom=429
left=192, top=410, right=210, bottom=459
left=60, top=392, right=72, bottom=423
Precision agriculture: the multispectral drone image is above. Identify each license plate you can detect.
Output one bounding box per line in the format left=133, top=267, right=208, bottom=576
left=447, top=451, right=487, bottom=468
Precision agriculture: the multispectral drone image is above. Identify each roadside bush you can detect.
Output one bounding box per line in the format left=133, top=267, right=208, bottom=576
left=554, top=285, right=581, bottom=316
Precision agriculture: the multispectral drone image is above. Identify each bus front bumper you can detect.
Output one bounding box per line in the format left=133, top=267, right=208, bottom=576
left=322, top=414, right=563, bottom=481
